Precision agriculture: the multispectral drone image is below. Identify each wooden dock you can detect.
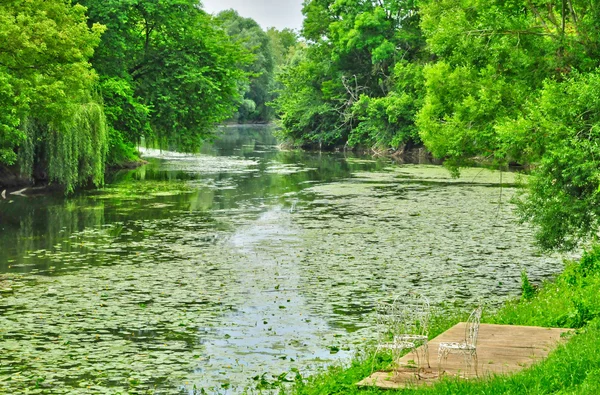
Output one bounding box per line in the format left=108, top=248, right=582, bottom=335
left=357, top=323, right=572, bottom=389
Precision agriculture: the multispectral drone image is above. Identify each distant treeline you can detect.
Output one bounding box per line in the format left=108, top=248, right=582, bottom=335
left=274, top=0, right=600, bottom=251
left=0, top=1, right=297, bottom=192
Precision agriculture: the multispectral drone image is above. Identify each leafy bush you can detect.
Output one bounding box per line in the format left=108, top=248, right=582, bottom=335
left=520, top=270, right=537, bottom=301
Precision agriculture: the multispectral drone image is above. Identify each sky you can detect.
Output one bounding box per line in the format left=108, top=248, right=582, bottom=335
left=202, top=0, right=304, bottom=31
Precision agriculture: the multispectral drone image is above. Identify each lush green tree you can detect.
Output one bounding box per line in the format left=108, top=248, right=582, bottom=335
left=418, top=0, right=600, bottom=166
left=511, top=71, right=600, bottom=250
left=216, top=10, right=276, bottom=123
left=274, top=44, right=342, bottom=147
left=78, top=0, right=252, bottom=154
left=0, top=0, right=107, bottom=191
left=275, top=0, right=426, bottom=150
left=349, top=60, right=424, bottom=150
left=267, top=27, right=300, bottom=68
left=418, top=0, right=553, bottom=168
left=417, top=0, right=600, bottom=249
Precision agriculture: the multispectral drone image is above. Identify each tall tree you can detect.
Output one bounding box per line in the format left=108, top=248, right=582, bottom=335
left=267, top=27, right=300, bottom=68
left=216, top=10, right=276, bottom=123
left=78, top=0, right=252, bottom=155
left=0, top=0, right=107, bottom=191
left=417, top=0, right=600, bottom=249
left=274, top=0, right=425, bottom=150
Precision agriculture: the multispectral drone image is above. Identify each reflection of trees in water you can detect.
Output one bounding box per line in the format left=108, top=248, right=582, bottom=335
left=204, top=125, right=279, bottom=157
left=0, top=198, right=106, bottom=272
left=0, top=126, right=392, bottom=275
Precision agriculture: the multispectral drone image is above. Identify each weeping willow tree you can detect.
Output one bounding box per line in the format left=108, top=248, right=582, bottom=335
left=0, top=0, right=107, bottom=192
left=18, top=101, right=108, bottom=193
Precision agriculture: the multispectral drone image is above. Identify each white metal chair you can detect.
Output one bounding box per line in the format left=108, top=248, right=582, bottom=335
left=372, top=293, right=431, bottom=373
left=437, top=306, right=483, bottom=376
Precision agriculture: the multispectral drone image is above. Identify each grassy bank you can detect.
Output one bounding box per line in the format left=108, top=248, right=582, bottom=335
left=281, top=246, right=600, bottom=395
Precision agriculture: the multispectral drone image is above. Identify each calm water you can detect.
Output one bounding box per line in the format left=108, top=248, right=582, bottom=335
left=0, top=125, right=562, bottom=393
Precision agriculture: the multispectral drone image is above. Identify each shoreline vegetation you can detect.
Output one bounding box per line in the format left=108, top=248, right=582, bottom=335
left=278, top=247, right=600, bottom=395
left=0, top=2, right=297, bottom=194
left=0, top=136, right=433, bottom=191
left=4, top=1, right=599, bottom=251
left=0, top=159, right=148, bottom=191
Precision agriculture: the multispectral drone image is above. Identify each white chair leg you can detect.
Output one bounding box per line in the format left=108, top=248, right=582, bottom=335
left=438, top=348, right=448, bottom=374
left=394, top=346, right=402, bottom=370
left=412, top=346, right=420, bottom=370
left=371, top=345, right=382, bottom=374
left=463, top=351, right=472, bottom=377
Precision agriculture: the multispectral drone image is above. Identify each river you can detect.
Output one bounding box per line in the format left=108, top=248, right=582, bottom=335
left=0, top=125, right=563, bottom=394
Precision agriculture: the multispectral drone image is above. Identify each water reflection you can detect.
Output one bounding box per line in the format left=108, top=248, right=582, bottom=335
left=0, top=125, right=562, bottom=394
left=1, top=125, right=383, bottom=274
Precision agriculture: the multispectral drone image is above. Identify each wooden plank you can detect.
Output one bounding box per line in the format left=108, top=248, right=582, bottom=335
left=357, top=323, right=571, bottom=389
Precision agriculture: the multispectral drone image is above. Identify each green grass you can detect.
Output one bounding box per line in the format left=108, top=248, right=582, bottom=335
left=280, top=246, right=600, bottom=395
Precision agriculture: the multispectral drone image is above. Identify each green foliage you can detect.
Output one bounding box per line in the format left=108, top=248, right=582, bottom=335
left=79, top=0, right=252, bottom=152
left=17, top=102, right=108, bottom=193
left=1, top=0, right=256, bottom=191
left=216, top=10, right=277, bottom=123
left=0, top=0, right=107, bottom=191
left=515, top=70, right=600, bottom=250
left=350, top=61, right=424, bottom=150
left=579, top=244, right=600, bottom=277
left=273, top=46, right=343, bottom=147
left=416, top=0, right=600, bottom=249
left=48, top=102, right=108, bottom=192
left=416, top=0, right=558, bottom=168
left=104, top=128, right=139, bottom=168
left=520, top=270, right=537, bottom=301
left=99, top=77, right=151, bottom=145
left=274, top=0, right=426, bottom=150
left=282, top=351, right=391, bottom=395
left=267, top=27, right=300, bottom=68
left=494, top=249, right=600, bottom=329
left=417, top=62, right=517, bottom=168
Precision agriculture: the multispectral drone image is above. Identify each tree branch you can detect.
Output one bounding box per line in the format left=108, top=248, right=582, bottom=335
left=525, top=1, right=551, bottom=33
left=465, top=29, right=557, bottom=37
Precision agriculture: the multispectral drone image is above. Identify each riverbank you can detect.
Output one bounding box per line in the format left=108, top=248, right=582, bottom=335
left=0, top=159, right=147, bottom=193
left=276, top=140, right=439, bottom=166
left=0, top=165, right=33, bottom=189
left=283, top=247, right=600, bottom=394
